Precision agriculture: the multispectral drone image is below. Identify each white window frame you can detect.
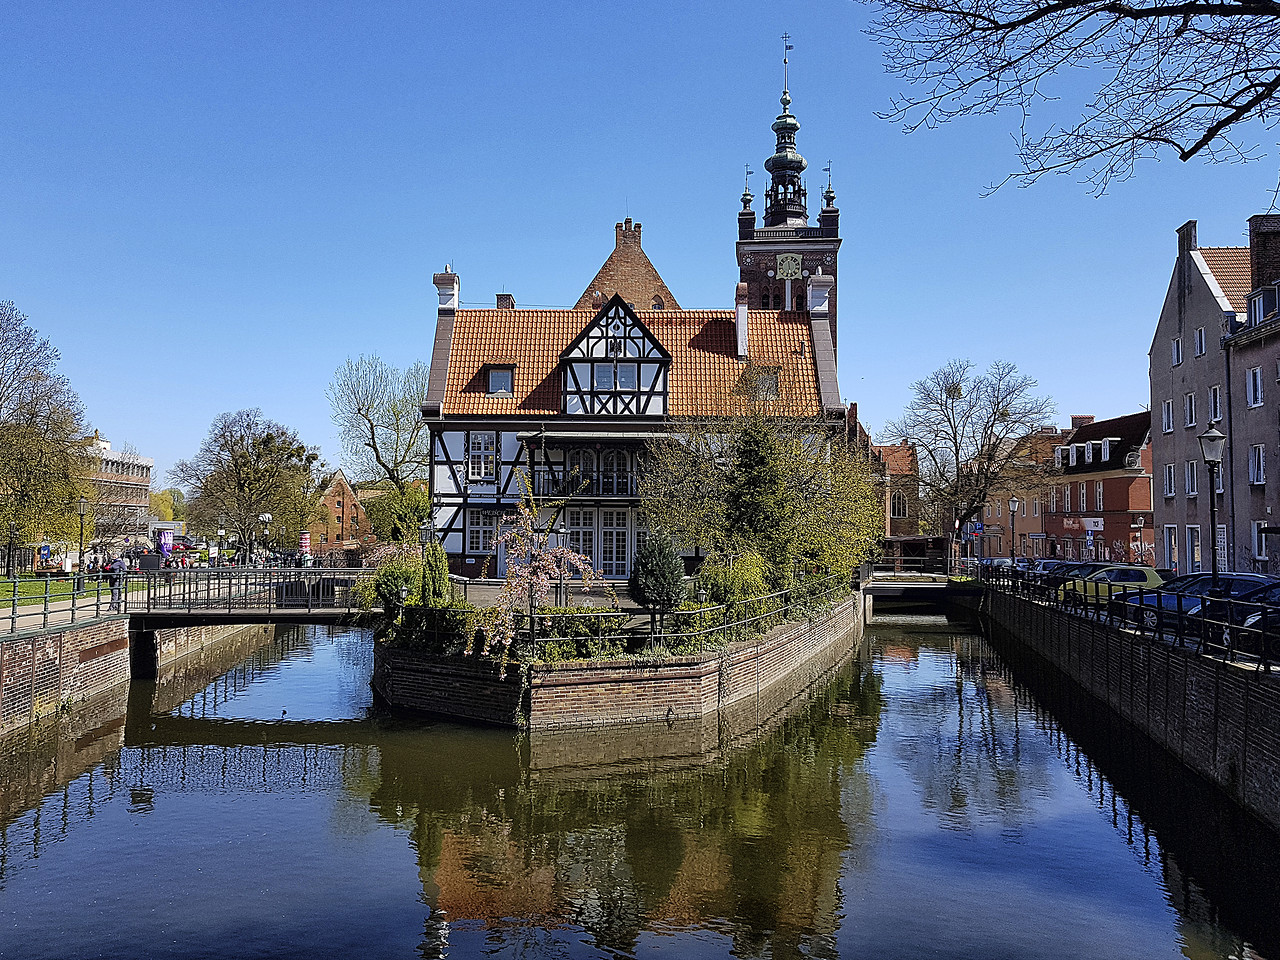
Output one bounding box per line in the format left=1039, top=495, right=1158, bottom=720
left=1095, top=481, right=1104, bottom=512
left=1186, top=525, right=1202, bottom=573
left=466, top=509, right=497, bottom=554
left=1032, top=496, right=1040, bottom=517
left=1184, top=392, right=1196, bottom=427
left=1209, top=384, right=1222, bottom=423
left=1249, top=444, right=1267, bottom=484
left=890, top=490, right=908, bottom=519
left=1164, top=525, right=1178, bottom=571
left=1255, top=520, right=1270, bottom=560
left=1185, top=460, right=1198, bottom=497
left=1064, top=484, right=1071, bottom=512
left=1163, top=463, right=1175, bottom=497
left=1079, top=482, right=1087, bottom=511
left=594, top=362, right=615, bottom=391
left=1172, top=337, right=1183, bottom=366
left=486, top=367, right=514, bottom=395
left=1194, top=326, right=1206, bottom=356
left=468, top=431, right=497, bottom=481
left=1050, top=488, right=1058, bottom=513
left=1247, top=365, right=1264, bottom=407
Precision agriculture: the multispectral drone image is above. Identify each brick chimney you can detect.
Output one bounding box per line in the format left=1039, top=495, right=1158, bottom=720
left=615, top=217, right=641, bottom=247
left=495, top=293, right=515, bottom=309
left=1249, top=214, right=1280, bottom=289
left=1070, top=415, right=1095, bottom=431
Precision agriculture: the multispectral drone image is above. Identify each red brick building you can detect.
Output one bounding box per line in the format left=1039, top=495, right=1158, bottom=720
left=307, top=469, right=374, bottom=558
left=1041, top=412, right=1154, bottom=563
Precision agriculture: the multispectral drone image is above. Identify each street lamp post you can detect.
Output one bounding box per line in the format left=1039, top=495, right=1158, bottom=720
left=76, top=496, right=87, bottom=593
left=1198, top=427, right=1227, bottom=588
left=1008, top=496, right=1021, bottom=561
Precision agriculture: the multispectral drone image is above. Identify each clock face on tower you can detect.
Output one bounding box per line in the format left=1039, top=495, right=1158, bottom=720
left=776, top=254, right=802, bottom=280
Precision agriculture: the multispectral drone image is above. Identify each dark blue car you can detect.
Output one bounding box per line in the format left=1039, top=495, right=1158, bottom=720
left=1112, top=572, right=1277, bottom=630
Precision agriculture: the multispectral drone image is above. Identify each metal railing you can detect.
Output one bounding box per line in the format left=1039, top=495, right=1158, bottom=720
left=870, top=557, right=949, bottom=576
left=529, top=470, right=638, bottom=498
left=978, top=567, right=1280, bottom=672
left=526, top=573, right=853, bottom=660
left=3, top=574, right=118, bottom=633
left=124, top=568, right=370, bottom=616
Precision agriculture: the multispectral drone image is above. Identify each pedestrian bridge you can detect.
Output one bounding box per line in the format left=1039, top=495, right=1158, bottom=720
left=123, top=568, right=377, bottom=629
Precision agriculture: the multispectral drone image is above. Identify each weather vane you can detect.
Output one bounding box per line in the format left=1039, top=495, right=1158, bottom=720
left=744, top=164, right=754, bottom=191
left=782, top=32, right=793, bottom=90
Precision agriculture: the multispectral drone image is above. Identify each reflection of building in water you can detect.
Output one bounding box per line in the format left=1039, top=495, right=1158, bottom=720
left=361, top=658, right=884, bottom=957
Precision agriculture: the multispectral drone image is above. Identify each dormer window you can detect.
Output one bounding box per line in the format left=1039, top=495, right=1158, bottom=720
left=487, top=367, right=514, bottom=396
left=1249, top=286, right=1277, bottom=327
left=651, top=296, right=665, bottom=310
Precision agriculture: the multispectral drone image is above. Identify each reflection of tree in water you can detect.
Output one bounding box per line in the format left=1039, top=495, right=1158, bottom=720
left=363, top=660, right=885, bottom=958
left=883, top=630, right=1057, bottom=830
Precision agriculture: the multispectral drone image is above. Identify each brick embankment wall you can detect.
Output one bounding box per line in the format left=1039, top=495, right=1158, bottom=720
left=528, top=596, right=862, bottom=730
left=0, top=679, right=130, bottom=821
left=0, top=618, right=132, bottom=736
left=371, top=649, right=525, bottom=726
left=979, top=590, right=1280, bottom=836
left=373, top=595, right=864, bottom=732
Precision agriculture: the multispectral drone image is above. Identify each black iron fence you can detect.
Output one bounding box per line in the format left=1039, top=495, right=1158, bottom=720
left=0, top=569, right=374, bottom=633
left=979, top=567, right=1280, bottom=671
left=526, top=573, right=853, bottom=660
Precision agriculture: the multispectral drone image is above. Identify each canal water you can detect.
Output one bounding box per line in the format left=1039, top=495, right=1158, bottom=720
left=2, top=617, right=1279, bottom=959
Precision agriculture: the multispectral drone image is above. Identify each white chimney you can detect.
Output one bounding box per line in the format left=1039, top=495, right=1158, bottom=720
left=735, top=282, right=749, bottom=358
left=433, top=267, right=459, bottom=311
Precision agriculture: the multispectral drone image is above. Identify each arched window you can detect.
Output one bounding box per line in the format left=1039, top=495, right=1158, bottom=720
left=771, top=288, right=782, bottom=309
left=600, top=449, right=628, bottom=495
left=567, top=449, right=595, bottom=491
left=890, top=491, right=908, bottom=519
left=760, top=290, right=770, bottom=309
left=794, top=291, right=806, bottom=311
left=651, top=296, right=664, bottom=310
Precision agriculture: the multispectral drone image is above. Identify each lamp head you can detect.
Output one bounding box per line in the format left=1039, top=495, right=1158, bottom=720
left=1198, top=426, right=1227, bottom=465
left=78, top=496, right=87, bottom=516
left=1008, top=496, right=1021, bottom=514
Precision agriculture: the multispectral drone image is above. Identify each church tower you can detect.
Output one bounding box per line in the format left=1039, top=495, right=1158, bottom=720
left=736, top=59, right=841, bottom=351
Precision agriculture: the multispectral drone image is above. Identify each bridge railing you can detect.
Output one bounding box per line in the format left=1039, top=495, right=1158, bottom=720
left=2, top=574, right=118, bottom=633
left=978, top=567, right=1280, bottom=672
left=121, top=568, right=372, bottom=617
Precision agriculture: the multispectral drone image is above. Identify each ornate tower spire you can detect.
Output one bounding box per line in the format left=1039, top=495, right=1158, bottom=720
left=763, top=35, right=808, bottom=227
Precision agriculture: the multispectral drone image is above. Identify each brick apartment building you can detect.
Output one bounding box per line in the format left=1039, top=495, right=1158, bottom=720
left=1041, top=412, right=1154, bottom=563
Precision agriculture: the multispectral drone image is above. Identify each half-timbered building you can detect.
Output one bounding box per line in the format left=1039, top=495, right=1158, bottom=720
left=421, top=84, right=846, bottom=578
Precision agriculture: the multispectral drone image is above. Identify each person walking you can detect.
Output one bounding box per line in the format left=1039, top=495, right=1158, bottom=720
left=106, top=555, right=127, bottom=612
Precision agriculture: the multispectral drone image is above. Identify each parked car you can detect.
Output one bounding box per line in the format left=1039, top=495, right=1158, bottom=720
left=1195, top=578, right=1280, bottom=652
left=1112, top=572, right=1277, bottom=630
left=1059, top=565, right=1164, bottom=607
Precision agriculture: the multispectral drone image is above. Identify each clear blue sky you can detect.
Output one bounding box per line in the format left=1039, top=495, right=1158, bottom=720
left=3, top=1, right=1277, bottom=486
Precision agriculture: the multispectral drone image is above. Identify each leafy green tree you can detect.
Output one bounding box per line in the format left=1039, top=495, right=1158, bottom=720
left=628, top=533, right=687, bottom=632
left=171, top=408, right=321, bottom=549
left=363, top=483, right=433, bottom=542
left=422, top=540, right=450, bottom=605
left=0, top=301, right=94, bottom=547
left=726, top=418, right=796, bottom=572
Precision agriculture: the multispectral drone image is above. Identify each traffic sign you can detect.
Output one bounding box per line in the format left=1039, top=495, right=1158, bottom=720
left=974, top=522, right=984, bottom=533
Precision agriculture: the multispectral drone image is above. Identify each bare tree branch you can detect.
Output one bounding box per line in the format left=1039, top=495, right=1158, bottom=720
left=868, top=0, right=1280, bottom=191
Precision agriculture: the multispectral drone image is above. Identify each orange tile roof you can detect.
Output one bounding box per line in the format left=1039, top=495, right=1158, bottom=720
left=442, top=308, right=821, bottom=417
left=1199, top=246, right=1250, bottom=314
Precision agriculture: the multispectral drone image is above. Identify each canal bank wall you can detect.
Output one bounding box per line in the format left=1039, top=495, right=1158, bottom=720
left=372, top=593, right=864, bottom=730
left=964, top=589, right=1280, bottom=837
left=0, top=618, right=281, bottom=736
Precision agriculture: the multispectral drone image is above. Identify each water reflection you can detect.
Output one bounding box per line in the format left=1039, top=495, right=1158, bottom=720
left=0, top=620, right=1277, bottom=959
